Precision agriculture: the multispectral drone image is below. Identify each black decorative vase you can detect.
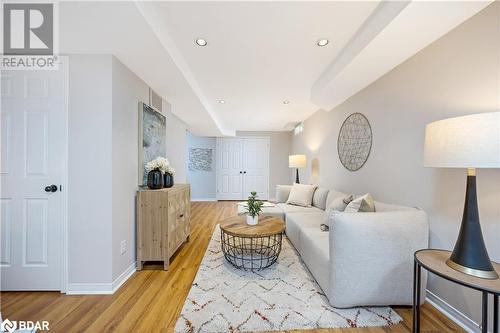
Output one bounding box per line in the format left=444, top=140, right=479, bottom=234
left=147, top=170, right=164, bottom=189
left=164, top=173, right=174, bottom=188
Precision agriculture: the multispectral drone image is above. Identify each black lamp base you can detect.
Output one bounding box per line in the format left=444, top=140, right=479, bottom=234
left=446, top=168, right=499, bottom=280
left=295, top=168, right=300, bottom=184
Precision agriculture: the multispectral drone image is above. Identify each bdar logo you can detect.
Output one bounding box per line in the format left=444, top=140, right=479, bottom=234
left=0, top=319, right=17, bottom=333
left=3, top=3, right=54, bottom=55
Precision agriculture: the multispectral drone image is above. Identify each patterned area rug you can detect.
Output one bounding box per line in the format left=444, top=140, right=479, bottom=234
left=175, top=225, right=401, bottom=333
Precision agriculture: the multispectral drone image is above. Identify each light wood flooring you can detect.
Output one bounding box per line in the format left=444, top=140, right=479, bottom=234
left=0, top=201, right=464, bottom=332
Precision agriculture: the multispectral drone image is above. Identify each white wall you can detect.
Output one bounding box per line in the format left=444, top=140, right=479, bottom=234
left=236, top=131, right=292, bottom=200
left=111, top=57, right=149, bottom=281
left=186, top=133, right=217, bottom=200
left=68, top=54, right=189, bottom=289
left=68, top=55, right=113, bottom=284
left=292, top=3, right=499, bottom=329
left=166, top=103, right=188, bottom=184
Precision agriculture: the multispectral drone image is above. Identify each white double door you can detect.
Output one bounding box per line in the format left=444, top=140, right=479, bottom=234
left=216, top=137, right=269, bottom=201
left=1, top=62, right=67, bottom=290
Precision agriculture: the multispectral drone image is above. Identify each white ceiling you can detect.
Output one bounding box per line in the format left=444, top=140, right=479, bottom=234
left=60, top=1, right=492, bottom=136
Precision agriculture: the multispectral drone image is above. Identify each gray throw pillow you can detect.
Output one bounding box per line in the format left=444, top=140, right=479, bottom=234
left=344, top=193, right=376, bottom=213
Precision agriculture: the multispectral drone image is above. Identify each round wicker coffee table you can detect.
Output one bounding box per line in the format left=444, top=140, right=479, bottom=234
left=220, top=215, right=285, bottom=271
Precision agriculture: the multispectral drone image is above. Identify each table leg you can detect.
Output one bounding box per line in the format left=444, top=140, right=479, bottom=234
left=482, top=292, right=488, bottom=333
left=494, top=294, right=498, bottom=333
left=413, top=260, right=421, bottom=333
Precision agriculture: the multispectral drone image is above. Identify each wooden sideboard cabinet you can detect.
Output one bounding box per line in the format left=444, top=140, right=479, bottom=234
left=136, top=184, right=191, bottom=270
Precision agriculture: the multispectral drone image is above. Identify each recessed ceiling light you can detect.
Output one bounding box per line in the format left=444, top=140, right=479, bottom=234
left=283, top=100, right=290, bottom=105
left=218, top=100, right=225, bottom=104
left=316, top=39, right=329, bottom=47
left=195, top=38, right=208, bottom=47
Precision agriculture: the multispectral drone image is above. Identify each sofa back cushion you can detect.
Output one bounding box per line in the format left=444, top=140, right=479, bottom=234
left=374, top=201, right=416, bottom=212
left=275, top=185, right=292, bottom=203
left=325, top=189, right=349, bottom=208
left=312, top=187, right=330, bottom=210
left=287, top=184, right=317, bottom=207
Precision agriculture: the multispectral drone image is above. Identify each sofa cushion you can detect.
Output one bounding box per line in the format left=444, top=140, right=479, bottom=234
left=299, top=228, right=330, bottom=296
left=345, top=193, right=375, bottom=213
left=275, top=185, right=292, bottom=203
left=325, top=189, right=349, bottom=208
left=375, top=201, right=416, bottom=212
left=284, top=211, right=323, bottom=253
left=312, top=187, right=330, bottom=210
left=276, top=203, right=323, bottom=215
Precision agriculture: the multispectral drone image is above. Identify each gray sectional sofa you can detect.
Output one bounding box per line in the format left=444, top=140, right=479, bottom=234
left=239, top=185, right=429, bottom=308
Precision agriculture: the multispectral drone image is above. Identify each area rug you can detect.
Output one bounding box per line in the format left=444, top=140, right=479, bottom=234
left=175, top=225, right=401, bottom=333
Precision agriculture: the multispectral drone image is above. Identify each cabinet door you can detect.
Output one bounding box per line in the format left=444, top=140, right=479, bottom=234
left=168, top=191, right=181, bottom=255
left=181, top=188, right=191, bottom=239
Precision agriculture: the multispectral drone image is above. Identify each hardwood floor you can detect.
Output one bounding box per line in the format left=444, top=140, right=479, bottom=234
left=1, top=201, right=464, bottom=333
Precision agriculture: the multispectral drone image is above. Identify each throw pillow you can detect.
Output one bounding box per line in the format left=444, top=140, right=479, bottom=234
left=322, top=194, right=353, bottom=226
left=312, top=187, right=330, bottom=210
left=286, top=183, right=317, bottom=207
left=275, top=185, right=292, bottom=203
left=344, top=193, right=376, bottom=213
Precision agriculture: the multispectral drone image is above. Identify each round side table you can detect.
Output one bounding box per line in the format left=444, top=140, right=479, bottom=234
left=413, top=249, right=500, bottom=333
left=220, top=215, right=285, bottom=271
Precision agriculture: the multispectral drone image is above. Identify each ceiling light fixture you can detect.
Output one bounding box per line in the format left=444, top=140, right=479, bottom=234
left=218, top=100, right=225, bottom=104
left=316, top=39, right=329, bottom=47
left=195, top=38, right=208, bottom=47
left=283, top=100, right=290, bottom=105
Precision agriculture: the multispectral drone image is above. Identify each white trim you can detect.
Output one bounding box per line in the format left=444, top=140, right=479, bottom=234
left=426, top=289, right=479, bottom=333
left=61, top=56, right=69, bottom=294
left=191, top=198, right=217, bottom=202
left=66, top=262, right=136, bottom=295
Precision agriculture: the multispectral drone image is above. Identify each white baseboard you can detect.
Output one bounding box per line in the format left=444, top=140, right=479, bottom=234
left=191, top=198, right=217, bottom=202
left=426, top=289, right=480, bottom=333
left=66, top=261, right=136, bottom=295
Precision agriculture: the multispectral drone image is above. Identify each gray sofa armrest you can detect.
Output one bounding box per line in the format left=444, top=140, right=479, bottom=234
left=328, top=210, right=429, bottom=308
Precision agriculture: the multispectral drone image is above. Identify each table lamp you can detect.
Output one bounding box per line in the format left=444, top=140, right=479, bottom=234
left=424, top=112, right=500, bottom=279
left=289, top=154, right=306, bottom=184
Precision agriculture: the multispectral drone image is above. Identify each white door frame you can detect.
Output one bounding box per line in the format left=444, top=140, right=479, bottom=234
left=60, top=56, right=69, bottom=293
left=216, top=136, right=270, bottom=201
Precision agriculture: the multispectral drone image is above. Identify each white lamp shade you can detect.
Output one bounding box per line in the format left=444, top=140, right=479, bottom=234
left=424, top=112, right=500, bottom=168
left=289, top=154, right=306, bottom=168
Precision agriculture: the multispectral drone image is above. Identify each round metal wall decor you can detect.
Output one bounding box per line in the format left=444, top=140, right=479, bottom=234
left=337, top=113, right=372, bottom=171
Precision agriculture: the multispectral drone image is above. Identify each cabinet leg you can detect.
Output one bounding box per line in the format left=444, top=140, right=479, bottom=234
left=137, top=261, right=143, bottom=271
left=164, top=260, right=169, bottom=271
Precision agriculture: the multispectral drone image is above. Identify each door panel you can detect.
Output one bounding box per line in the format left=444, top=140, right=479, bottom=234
left=216, top=138, right=243, bottom=200
left=243, top=138, right=270, bottom=200
left=1, top=62, right=67, bottom=290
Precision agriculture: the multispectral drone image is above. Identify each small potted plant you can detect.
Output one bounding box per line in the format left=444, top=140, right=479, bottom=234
left=245, top=191, right=263, bottom=225
left=145, top=157, right=170, bottom=189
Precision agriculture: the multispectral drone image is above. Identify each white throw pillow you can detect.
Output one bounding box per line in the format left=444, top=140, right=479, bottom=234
left=275, top=185, right=292, bottom=203
left=286, top=184, right=317, bottom=207
left=322, top=195, right=353, bottom=226
left=344, top=193, right=376, bottom=213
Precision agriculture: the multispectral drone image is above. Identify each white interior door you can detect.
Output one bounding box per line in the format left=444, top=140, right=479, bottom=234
left=243, top=138, right=269, bottom=200
left=1, top=62, right=67, bottom=290
left=216, top=137, right=244, bottom=200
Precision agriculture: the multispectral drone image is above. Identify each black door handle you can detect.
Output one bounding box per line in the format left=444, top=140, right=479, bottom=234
left=45, top=185, right=58, bottom=193
left=239, top=171, right=243, bottom=174
left=243, top=171, right=247, bottom=174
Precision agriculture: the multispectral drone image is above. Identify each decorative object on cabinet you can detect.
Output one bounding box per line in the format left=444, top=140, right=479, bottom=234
left=136, top=184, right=190, bottom=270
